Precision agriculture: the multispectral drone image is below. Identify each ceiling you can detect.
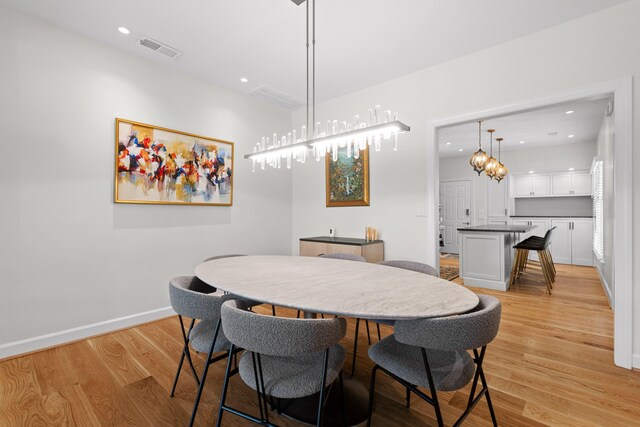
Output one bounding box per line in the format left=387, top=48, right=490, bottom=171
left=1, top=0, right=627, bottom=109
left=438, top=97, right=612, bottom=158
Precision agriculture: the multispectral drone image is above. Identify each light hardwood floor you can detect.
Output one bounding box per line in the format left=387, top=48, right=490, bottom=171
left=1, top=260, right=639, bottom=426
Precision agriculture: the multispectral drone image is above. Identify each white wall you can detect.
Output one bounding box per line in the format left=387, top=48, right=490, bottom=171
left=291, top=1, right=640, bottom=361
left=0, top=7, right=293, bottom=355
left=596, top=112, right=616, bottom=305
left=440, top=141, right=597, bottom=225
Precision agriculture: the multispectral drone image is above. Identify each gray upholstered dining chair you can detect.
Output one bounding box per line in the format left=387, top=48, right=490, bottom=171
left=168, top=276, right=244, bottom=427
left=203, top=254, right=277, bottom=316
left=216, top=299, right=348, bottom=427
left=350, top=260, right=439, bottom=377
left=367, top=295, right=501, bottom=427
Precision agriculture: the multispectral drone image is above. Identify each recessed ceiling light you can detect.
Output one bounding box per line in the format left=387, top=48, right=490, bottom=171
left=445, top=142, right=451, bottom=145
left=519, top=141, right=525, bottom=144
left=568, top=134, right=575, bottom=138
left=528, top=170, right=535, bottom=174
left=118, top=27, right=131, bottom=35
left=458, top=148, right=463, bottom=152
left=568, top=167, right=575, bottom=171
left=240, top=77, right=249, bottom=83
left=565, top=110, right=574, bottom=114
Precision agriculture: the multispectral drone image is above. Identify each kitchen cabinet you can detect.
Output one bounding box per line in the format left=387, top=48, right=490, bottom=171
left=487, top=177, right=509, bottom=222
left=514, top=174, right=551, bottom=197
left=571, top=220, right=594, bottom=266
left=552, top=171, right=591, bottom=196
left=550, top=219, right=593, bottom=266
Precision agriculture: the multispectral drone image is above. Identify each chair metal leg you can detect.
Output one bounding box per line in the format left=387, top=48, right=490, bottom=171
left=316, top=349, right=330, bottom=427
left=215, top=344, right=235, bottom=427
left=271, top=305, right=277, bottom=316
left=366, top=365, right=379, bottom=427
left=339, top=371, right=347, bottom=427
left=376, top=323, right=382, bottom=341
left=250, top=352, right=265, bottom=421
left=171, top=317, right=199, bottom=397
left=256, top=354, right=270, bottom=425
left=421, top=348, right=444, bottom=427
left=189, top=319, right=221, bottom=427
left=351, top=318, right=361, bottom=377
left=365, top=320, right=372, bottom=345
left=405, top=386, right=411, bottom=408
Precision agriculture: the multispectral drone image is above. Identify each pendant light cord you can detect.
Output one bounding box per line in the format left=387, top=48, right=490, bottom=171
left=312, top=0, right=316, bottom=136
left=306, top=0, right=309, bottom=135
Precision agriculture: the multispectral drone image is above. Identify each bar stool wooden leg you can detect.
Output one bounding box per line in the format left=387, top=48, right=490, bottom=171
left=541, top=250, right=555, bottom=285
left=546, top=249, right=557, bottom=277
left=537, top=250, right=553, bottom=295
left=509, top=249, right=521, bottom=287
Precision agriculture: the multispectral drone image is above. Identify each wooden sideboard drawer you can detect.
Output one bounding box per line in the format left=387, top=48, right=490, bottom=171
left=299, top=237, right=384, bottom=263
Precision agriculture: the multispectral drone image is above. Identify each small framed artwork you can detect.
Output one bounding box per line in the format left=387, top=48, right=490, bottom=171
left=115, top=118, right=234, bottom=206
left=325, top=146, right=370, bottom=207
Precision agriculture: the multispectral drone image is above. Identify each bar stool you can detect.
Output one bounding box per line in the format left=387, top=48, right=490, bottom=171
left=509, top=227, right=556, bottom=294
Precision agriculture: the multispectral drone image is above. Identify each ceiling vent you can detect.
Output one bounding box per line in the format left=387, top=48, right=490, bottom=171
left=138, top=37, right=182, bottom=59
left=249, top=85, right=304, bottom=110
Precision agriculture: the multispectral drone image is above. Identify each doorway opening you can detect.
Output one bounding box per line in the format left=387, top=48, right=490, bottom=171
left=426, top=78, right=633, bottom=369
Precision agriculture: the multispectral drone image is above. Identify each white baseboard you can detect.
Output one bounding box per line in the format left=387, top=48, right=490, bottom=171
left=595, top=265, right=614, bottom=309
left=0, top=306, right=174, bottom=361
left=634, top=354, right=640, bottom=369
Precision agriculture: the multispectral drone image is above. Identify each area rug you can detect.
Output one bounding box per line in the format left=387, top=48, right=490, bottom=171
left=440, top=266, right=460, bottom=281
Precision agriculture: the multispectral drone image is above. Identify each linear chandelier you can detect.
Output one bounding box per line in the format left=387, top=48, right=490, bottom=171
left=245, top=0, right=411, bottom=171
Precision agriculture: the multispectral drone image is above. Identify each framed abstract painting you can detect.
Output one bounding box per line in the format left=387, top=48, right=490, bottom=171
left=115, top=118, right=234, bottom=206
left=325, top=146, right=369, bottom=207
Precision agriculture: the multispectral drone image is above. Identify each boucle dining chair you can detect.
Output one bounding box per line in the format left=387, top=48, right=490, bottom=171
left=367, top=295, right=501, bottom=427
left=168, top=276, right=244, bottom=427
left=350, top=260, right=438, bottom=377
left=216, top=299, right=348, bottom=427
left=203, top=254, right=277, bottom=316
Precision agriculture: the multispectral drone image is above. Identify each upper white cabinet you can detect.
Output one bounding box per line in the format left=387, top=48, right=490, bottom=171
left=514, top=174, right=551, bottom=197
left=513, top=170, right=591, bottom=198
left=571, top=172, right=592, bottom=195
left=552, top=171, right=591, bottom=196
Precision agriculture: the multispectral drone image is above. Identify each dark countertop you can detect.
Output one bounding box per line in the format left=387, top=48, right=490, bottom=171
left=510, top=215, right=593, bottom=218
left=458, top=225, right=535, bottom=233
left=299, top=236, right=383, bottom=246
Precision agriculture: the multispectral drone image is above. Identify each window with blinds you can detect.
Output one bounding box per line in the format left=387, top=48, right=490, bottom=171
left=591, top=159, right=604, bottom=262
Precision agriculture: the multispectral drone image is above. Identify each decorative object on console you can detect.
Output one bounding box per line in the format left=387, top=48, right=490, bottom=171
left=244, top=0, right=410, bottom=171
left=326, top=145, right=369, bottom=206
left=115, top=118, right=233, bottom=206
left=469, top=120, right=489, bottom=174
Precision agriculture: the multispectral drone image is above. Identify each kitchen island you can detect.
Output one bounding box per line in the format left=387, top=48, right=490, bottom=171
left=457, top=224, right=534, bottom=291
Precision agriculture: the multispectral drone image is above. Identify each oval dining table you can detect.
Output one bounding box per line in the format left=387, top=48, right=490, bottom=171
left=195, top=255, right=479, bottom=426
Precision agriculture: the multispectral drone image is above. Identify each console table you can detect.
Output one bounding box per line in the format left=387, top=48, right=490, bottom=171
left=299, top=236, right=384, bottom=263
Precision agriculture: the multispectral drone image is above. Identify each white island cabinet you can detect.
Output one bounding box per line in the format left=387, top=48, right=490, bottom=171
left=458, top=224, right=534, bottom=291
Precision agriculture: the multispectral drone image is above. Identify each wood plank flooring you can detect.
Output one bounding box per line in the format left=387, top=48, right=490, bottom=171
left=1, top=260, right=639, bottom=426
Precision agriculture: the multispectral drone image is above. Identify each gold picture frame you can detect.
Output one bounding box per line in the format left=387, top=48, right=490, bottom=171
left=115, top=118, right=234, bottom=206
left=325, top=147, right=370, bottom=207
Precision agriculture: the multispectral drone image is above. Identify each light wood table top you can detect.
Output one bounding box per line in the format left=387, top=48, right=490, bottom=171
left=195, top=255, right=479, bottom=320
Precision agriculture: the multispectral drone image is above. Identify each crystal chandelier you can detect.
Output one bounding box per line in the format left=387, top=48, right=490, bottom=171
left=484, top=129, right=500, bottom=179
left=468, top=121, right=488, bottom=175
left=245, top=0, right=410, bottom=171
left=494, top=137, right=508, bottom=182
